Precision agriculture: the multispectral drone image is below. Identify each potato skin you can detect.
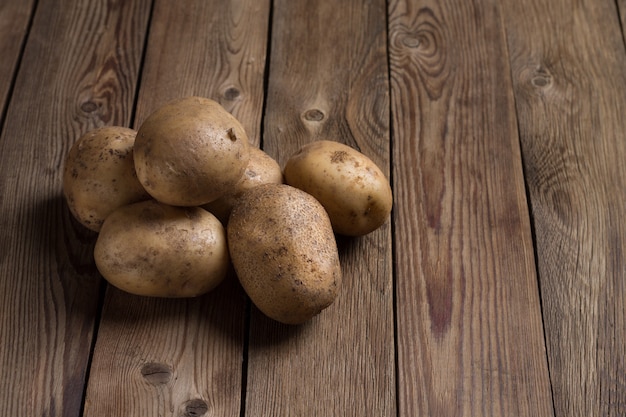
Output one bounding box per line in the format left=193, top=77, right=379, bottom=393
left=63, top=126, right=150, bottom=232
left=284, top=140, right=392, bottom=236
left=202, top=147, right=283, bottom=224
left=94, top=200, right=229, bottom=297
left=228, top=184, right=341, bottom=324
left=134, top=96, right=250, bottom=206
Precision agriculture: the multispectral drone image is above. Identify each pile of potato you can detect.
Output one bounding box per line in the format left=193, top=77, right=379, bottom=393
left=63, top=96, right=392, bottom=324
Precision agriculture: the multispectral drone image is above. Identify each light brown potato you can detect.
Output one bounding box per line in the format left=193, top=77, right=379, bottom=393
left=62, top=126, right=151, bottom=232
left=94, top=200, right=229, bottom=298
left=227, top=184, right=341, bottom=324
left=133, top=96, right=250, bottom=206
left=202, top=147, right=283, bottom=224
left=284, top=140, right=392, bottom=236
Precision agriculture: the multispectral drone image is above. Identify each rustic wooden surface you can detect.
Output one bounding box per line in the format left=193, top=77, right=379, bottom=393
left=0, top=0, right=624, bottom=416
left=502, top=0, right=626, bottom=415
left=388, top=0, right=553, bottom=415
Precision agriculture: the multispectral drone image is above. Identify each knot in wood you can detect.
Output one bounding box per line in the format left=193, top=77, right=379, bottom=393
left=140, top=362, right=172, bottom=385
left=303, top=109, right=325, bottom=122
left=401, top=35, right=420, bottom=48
left=531, top=75, right=551, bottom=87
left=223, top=87, right=241, bottom=100
left=184, top=399, right=209, bottom=416
left=531, top=66, right=552, bottom=88
left=80, top=101, right=98, bottom=113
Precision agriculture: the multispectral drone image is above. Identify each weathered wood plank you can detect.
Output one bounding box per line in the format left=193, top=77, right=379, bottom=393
left=388, top=0, right=554, bottom=415
left=244, top=0, right=396, bottom=415
left=82, top=0, right=270, bottom=415
left=501, top=0, right=626, bottom=415
left=0, top=0, right=151, bottom=415
left=0, top=0, right=35, bottom=120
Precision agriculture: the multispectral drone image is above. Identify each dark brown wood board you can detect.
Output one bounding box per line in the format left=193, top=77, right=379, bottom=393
left=0, top=0, right=35, bottom=119
left=501, top=0, right=626, bottom=415
left=244, top=0, right=396, bottom=415
left=0, top=0, right=152, bottom=415
left=388, top=0, right=554, bottom=415
left=81, top=0, right=270, bottom=415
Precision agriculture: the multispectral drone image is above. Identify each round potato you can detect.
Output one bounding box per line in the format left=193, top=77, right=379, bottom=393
left=284, top=140, right=392, bottom=236
left=228, top=184, right=341, bottom=324
left=94, top=200, right=229, bottom=297
left=202, top=147, right=283, bottom=224
left=133, top=96, right=250, bottom=206
left=63, top=126, right=151, bottom=232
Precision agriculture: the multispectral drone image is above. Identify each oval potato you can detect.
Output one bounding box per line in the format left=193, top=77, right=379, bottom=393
left=63, top=126, right=150, bottom=232
left=134, top=96, right=250, bottom=206
left=227, top=184, right=341, bottom=324
left=284, top=140, right=392, bottom=236
left=94, top=200, right=229, bottom=297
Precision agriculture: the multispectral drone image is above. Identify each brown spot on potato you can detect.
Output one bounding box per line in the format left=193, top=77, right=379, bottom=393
left=330, top=151, right=348, bottom=163
left=94, top=200, right=228, bottom=297
left=283, top=140, right=392, bottom=236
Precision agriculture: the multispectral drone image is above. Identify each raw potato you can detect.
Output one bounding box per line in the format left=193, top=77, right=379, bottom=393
left=133, top=96, right=251, bottom=206
left=63, top=126, right=150, bottom=232
left=94, top=200, right=229, bottom=297
left=228, top=184, right=341, bottom=324
left=202, top=147, right=283, bottom=224
left=284, top=140, right=392, bottom=236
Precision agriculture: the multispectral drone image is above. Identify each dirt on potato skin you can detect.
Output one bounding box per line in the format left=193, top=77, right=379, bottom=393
left=227, top=183, right=341, bottom=325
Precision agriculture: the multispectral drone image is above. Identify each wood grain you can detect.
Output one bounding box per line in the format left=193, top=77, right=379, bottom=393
left=388, top=0, right=554, bottom=415
left=82, top=0, right=270, bottom=415
left=0, top=0, right=35, bottom=120
left=501, top=0, right=626, bottom=415
left=244, top=0, right=396, bottom=415
left=0, top=0, right=151, bottom=415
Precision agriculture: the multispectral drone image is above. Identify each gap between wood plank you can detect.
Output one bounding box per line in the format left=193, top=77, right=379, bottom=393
left=382, top=0, right=402, bottom=416
left=238, top=1, right=275, bottom=416
left=128, top=0, right=157, bottom=130
left=0, top=0, right=39, bottom=136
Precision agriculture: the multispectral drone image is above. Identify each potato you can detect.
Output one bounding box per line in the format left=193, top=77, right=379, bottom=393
left=284, top=140, right=392, bottom=236
left=202, top=147, right=283, bottom=224
left=133, top=96, right=250, bottom=206
left=94, top=200, right=229, bottom=297
left=63, top=126, right=151, bottom=232
left=227, top=184, right=341, bottom=324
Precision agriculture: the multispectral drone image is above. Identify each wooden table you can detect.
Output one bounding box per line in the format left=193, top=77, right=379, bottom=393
left=1, top=0, right=624, bottom=415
